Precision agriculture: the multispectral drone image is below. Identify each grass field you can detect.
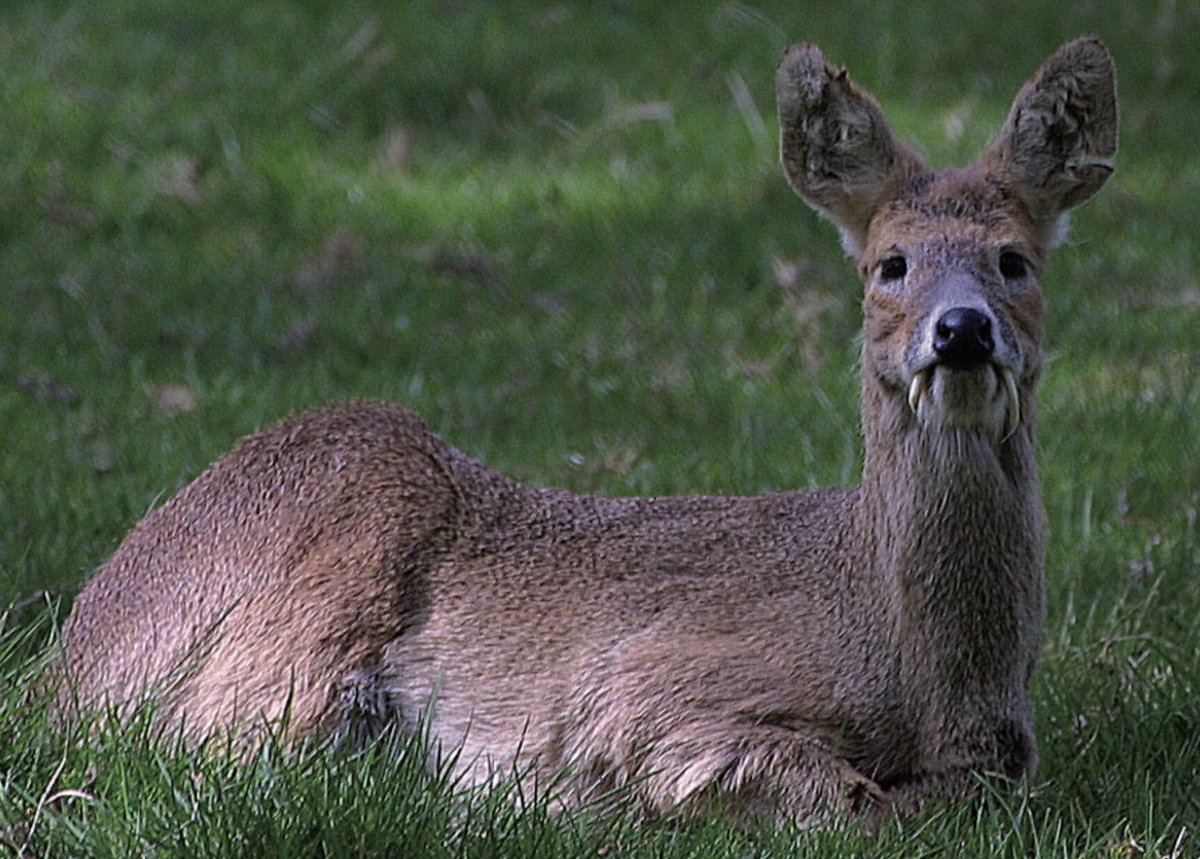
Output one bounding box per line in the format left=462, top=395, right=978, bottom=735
left=2, top=0, right=1198, bottom=855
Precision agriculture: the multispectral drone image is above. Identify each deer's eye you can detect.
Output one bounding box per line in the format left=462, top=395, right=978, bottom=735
left=879, top=256, right=907, bottom=282
left=999, top=251, right=1028, bottom=280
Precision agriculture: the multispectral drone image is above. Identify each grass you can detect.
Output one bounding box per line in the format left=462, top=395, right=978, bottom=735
left=2, top=0, right=1198, bottom=855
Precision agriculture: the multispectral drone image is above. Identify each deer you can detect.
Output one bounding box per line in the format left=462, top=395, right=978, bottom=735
left=54, top=37, right=1117, bottom=826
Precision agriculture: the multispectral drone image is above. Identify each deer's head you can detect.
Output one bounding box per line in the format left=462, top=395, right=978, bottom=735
left=776, top=38, right=1117, bottom=444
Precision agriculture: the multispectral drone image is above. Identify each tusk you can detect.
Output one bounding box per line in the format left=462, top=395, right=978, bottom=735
left=1001, top=367, right=1020, bottom=441
left=907, top=370, right=927, bottom=416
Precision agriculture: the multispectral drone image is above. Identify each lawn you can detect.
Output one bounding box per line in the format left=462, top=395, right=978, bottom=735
left=2, top=1, right=1198, bottom=855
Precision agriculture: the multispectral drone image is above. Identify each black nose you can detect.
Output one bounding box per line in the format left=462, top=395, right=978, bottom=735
left=933, top=307, right=994, bottom=367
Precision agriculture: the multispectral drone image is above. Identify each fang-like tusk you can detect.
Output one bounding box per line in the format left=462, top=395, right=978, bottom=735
left=907, top=371, right=927, bottom=416
left=1001, top=367, right=1020, bottom=441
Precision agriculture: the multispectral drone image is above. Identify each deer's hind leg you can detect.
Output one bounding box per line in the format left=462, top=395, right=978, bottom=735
left=159, top=540, right=433, bottom=747
left=159, top=434, right=461, bottom=748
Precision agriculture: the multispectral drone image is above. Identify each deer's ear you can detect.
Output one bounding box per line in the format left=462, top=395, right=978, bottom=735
left=983, top=37, right=1117, bottom=243
left=776, top=44, right=925, bottom=259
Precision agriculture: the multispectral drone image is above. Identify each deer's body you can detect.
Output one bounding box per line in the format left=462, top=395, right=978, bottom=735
left=56, top=38, right=1117, bottom=823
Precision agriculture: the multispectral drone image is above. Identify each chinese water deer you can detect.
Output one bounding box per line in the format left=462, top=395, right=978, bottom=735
left=56, top=38, right=1116, bottom=824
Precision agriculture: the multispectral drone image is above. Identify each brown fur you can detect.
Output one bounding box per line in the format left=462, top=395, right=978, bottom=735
left=55, top=38, right=1117, bottom=825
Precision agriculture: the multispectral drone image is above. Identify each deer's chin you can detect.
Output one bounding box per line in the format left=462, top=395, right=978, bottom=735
left=907, top=364, right=1019, bottom=440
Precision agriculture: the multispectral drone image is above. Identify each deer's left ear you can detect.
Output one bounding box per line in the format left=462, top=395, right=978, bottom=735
left=982, top=37, right=1118, bottom=244
left=776, top=43, right=926, bottom=259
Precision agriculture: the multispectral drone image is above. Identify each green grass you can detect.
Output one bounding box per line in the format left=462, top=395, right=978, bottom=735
left=2, top=0, right=1199, bottom=855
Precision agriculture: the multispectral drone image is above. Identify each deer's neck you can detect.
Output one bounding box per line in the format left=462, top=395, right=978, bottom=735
left=855, top=379, right=1045, bottom=701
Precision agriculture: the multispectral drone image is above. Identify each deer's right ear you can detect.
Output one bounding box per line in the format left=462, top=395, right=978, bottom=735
left=982, top=37, right=1117, bottom=245
left=776, top=44, right=925, bottom=259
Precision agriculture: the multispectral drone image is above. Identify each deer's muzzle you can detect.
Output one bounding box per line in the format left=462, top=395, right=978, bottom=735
left=907, top=363, right=1020, bottom=441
